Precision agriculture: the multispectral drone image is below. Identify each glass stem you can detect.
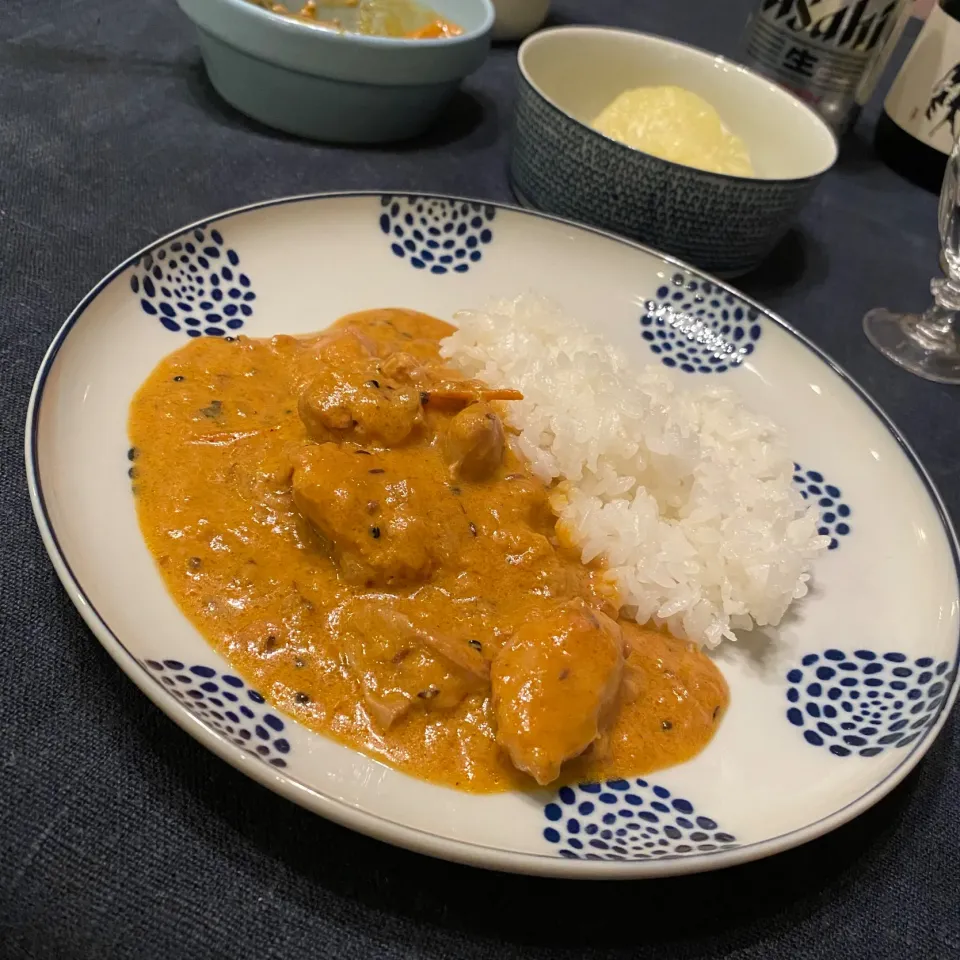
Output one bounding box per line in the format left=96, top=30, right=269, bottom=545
left=911, top=277, right=960, bottom=349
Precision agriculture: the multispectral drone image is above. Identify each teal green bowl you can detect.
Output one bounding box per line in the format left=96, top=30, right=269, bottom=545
left=177, top=0, right=494, bottom=143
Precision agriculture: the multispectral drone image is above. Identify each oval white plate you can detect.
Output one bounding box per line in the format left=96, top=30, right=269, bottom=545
left=26, top=193, right=960, bottom=878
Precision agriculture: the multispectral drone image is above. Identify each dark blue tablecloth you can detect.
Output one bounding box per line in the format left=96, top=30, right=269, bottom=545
left=2, top=1, right=958, bottom=957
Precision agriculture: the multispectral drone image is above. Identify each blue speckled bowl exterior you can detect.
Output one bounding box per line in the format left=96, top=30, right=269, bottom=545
left=509, top=74, right=824, bottom=277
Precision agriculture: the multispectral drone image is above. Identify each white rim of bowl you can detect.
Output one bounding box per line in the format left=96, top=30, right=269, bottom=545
left=517, top=25, right=841, bottom=185
left=25, top=191, right=958, bottom=879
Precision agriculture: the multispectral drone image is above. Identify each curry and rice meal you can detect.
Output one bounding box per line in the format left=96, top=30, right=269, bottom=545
left=129, top=295, right=825, bottom=791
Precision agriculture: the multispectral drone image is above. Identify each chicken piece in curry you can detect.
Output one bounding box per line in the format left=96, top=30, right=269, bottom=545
left=129, top=308, right=728, bottom=791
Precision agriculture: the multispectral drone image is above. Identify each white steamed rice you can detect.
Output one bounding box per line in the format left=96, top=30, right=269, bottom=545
left=440, top=295, right=827, bottom=648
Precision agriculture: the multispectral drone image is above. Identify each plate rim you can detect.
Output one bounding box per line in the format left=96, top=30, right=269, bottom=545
left=24, top=190, right=960, bottom=879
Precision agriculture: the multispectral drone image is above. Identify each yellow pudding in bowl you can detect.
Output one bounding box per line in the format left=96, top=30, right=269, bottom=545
left=592, top=86, right=754, bottom=178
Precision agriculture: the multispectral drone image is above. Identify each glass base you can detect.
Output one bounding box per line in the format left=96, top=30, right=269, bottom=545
left=863, top=308, right=960, bottom=385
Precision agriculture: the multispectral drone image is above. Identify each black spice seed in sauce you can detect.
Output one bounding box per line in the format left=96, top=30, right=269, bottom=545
left=263, top=635, right=277, bottom=651
left=370, top=526, right=381, bottom=539
left=467, top=639, right=482, bottom=652
left=367, top=379, right=380, bottom=389
left=188, top=557, right=202, bottom=569
left=369, top=468, right=385, bottom=475
left=712, top=705, right=721, bottom=721
left=127, top=447, right=138, bottom=461
left=662, top=720, right=673, bottom=731
left=173, top=375, right=185, bottom=382
left=295, top=692, right=311, bottom=704
left=128, top=467, right=137, bottom=480
left=420, top=391, right=429, bottom=405
left=294, top=657, right=306, bottom=669
left=356, top=449, right=371, bottom=456
left=417, top=687, right=439, bottom=700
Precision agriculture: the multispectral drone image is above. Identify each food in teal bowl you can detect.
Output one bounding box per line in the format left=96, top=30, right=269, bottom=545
left=177, top=0, right=494, bottom=143
left=510, top=27, right=838, bottom=277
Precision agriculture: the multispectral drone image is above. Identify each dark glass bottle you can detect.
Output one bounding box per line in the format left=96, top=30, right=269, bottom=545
left=876, top=0, right=960, bottom=191
left=741, top=0, right=911, bottom=135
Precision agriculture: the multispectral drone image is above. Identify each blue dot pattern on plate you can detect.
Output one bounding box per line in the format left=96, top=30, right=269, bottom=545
left=640, top=272, right=762, bottom=373
left=380, top=195, right=495, bottom=274
left=785, top=650, right=954, bottom=757
left=543, top=779, right=737, bottom=861
left=141, top=659, right=290, bottom=767
left=129, top=226, right=255, bottom=338
left=792, top=463, right=851, bottom=550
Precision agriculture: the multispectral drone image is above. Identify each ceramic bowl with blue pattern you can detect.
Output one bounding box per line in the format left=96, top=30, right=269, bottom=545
left=176, top=0, right=493, bottom=143
left=510, top=27, right=838, bottom=277
left=26, top=194, right=958, bottom=878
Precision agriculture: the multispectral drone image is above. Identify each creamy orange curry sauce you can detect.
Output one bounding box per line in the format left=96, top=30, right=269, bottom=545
left=129, top=308, right=728, bottom=792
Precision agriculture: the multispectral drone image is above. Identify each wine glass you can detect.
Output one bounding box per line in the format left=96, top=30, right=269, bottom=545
left=863, top=134, right=960, bottom=384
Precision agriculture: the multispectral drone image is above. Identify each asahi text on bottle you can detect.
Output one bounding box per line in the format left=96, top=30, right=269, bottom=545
left=742, top=0, right=911, bottom=134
